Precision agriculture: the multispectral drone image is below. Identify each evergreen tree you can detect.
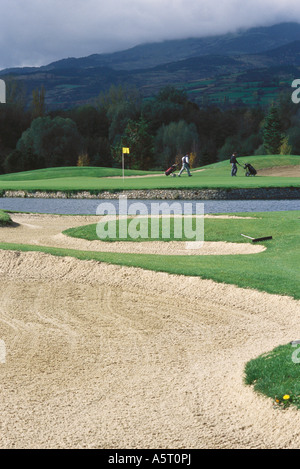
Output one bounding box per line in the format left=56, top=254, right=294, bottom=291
left=263, top=106, right=284, bottom=155
left=31, top=85, right=46, bottom=119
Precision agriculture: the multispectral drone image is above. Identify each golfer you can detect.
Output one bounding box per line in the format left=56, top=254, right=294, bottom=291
left=230, top=152, right=241, bottom=176
left=178, top=153, right=192, bottom=177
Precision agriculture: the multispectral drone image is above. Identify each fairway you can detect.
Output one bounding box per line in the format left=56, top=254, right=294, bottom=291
left=0, top=155, right=300, bottom=192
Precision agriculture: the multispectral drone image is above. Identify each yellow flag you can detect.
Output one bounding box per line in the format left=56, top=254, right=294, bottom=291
left=122, top=147, right=130, bottom=154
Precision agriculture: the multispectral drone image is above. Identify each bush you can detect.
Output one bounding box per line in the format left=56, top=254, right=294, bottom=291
left=77, top=153, right=90, bottom=167
left=0, top=210, right=12, bottom=226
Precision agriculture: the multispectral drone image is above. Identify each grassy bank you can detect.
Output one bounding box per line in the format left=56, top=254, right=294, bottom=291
left=245, top=343, right=300, bottom=410
left=0, top=166, right=161, bottom=181
left=0, top=155, right=299, bottom=192
left=0, top=210, right=12, bottom=226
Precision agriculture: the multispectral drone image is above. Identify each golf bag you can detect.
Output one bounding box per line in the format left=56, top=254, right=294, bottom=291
left=244, top=163, right=257, bottom=176
left=165, top=164, right=177, bottom=176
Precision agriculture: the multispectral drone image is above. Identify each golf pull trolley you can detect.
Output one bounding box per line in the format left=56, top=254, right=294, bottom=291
left=244, top=163, right=257, bottom=177
left=165, top=163, right=178, bottom=177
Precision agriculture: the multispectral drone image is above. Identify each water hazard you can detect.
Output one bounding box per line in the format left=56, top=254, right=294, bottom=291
left=0, top=197, right=299, bottom=214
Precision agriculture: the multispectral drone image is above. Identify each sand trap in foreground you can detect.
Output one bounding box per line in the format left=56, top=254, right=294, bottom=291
left=0, top=213, right=265, bottom=256
left=0, top=249, right=299, bottom=449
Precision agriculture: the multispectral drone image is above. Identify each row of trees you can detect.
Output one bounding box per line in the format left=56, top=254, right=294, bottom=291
left=0, top=80, right=299, bottom=174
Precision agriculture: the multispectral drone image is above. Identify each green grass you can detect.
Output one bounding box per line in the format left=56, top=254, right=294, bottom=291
left=181, top=72, right=293, bottom=107
left=0, top=166, right=160, bottom=181
left=63, top=216, right=203, bottom=242
left=1, top=210, right=299, bottom=299
left=60, top=210, right=300, bottom=299
left=0, top=210, right=12, bottom=226
left=0, top=155, right=299, bottom=192
left=245, top=343, right=300, bottom=409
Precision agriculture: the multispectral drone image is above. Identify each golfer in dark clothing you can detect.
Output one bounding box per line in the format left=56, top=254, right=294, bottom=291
left=230, top=153, right=240, bottom=176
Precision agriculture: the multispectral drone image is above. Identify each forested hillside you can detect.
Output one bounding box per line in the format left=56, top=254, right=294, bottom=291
left=1, top=22, right=300, bottom=109
left=1, top=22, right=300, bottom=174
left=1, top=82, right=299, bottom=174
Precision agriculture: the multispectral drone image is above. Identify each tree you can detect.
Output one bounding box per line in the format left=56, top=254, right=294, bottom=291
left=5, top=75, right=27, bottom=110
left=4, top=146, right=43, bottom=173
left=31, top=85, right=46, bottom=119
left=263, top=106, right=284, bottom=155
left=3, top=149, right=26, bottom=173
left=120, top=117, right=153, bottom=170
left=0, top=76, right=30, bottom=169
left=141, top=86, right=190, bottom=133
left=280, top=136, right=292, bottom=155
left=108, top=101, right=137, bottom=144
left=217, top=135, right=242, bottom=161
left=286, top=127, right=300, bottom=154
left=77, top=153, right=90, bottom=167
left=95, top=84, right=141, bottom=112
left=16, top=116, right=83, bottom=168
left=277, top=90, right=297, bottom=131
left=69, top=105, right=111, bottom=165
left=89, top=137, right=113, bottom=167
left=70, top=105, right=109, bottom=139
left=198, top=139, right=218, bottom=166
left=154, top=120, right=199, bottom=168
left=95, top=85, right=141, bottom=145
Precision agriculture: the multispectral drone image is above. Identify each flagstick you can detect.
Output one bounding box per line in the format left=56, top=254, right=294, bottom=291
left=122, top=147, right=129, bottom=182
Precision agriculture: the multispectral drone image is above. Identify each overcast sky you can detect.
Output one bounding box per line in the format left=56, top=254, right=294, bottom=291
left=1, top=0, right=300, bottom=70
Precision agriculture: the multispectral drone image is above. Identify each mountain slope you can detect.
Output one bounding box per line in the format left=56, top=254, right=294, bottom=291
left=33, top=22, right=300, bottom=71
left=1, top=22, right=300, bottom=109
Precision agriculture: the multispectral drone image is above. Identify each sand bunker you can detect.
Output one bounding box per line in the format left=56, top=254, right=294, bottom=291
left=258, top=165, right=300, bottom=177
left=0, top=213, right=265, bottom=256
left=0, top=249, right=300, bottom=449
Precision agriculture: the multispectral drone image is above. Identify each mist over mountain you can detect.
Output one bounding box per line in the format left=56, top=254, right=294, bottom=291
left=10, top=21, right=300, bottom=72
left=1, top=22, right=300, bottom=109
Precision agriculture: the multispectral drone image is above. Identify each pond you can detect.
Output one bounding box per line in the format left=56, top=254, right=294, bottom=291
left=0, top=197, right=299, bottom=215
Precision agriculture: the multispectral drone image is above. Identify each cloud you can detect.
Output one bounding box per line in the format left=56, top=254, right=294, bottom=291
left=1, top=0, right=300, bottom=69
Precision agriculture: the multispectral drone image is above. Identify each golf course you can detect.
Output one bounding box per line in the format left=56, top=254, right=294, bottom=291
left=0, top=155, right=300, bottom=192
left=0, top=155, right=300, bottom=449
